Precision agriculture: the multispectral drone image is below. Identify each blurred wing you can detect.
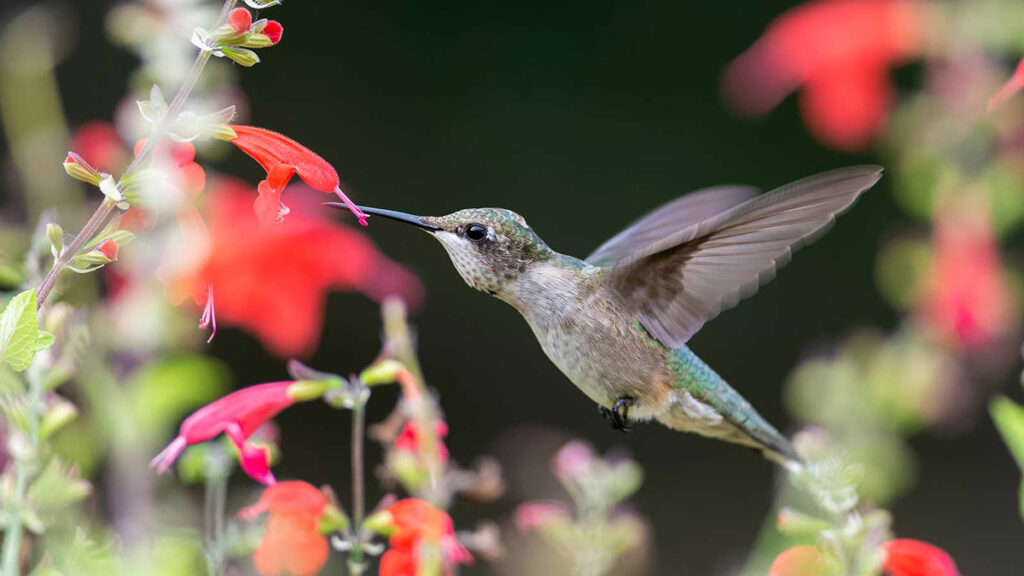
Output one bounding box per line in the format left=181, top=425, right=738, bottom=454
left=604, top=166, right=883, bottom=348
left=586, top=186, right=759, bottom=267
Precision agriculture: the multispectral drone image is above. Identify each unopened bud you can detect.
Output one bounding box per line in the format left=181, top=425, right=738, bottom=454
left=287, top=379, right=340, bottom=402
left=221, top=47, right=260, bottom=67
left=776, top=507, right=831, bottom=536
left=63, top=152, right=105, bottom=186
left=46, top=223, right=63, bottom=255
left=359, top=359, right=405, bottom=386
left=242, top=33, right=275, bottom=49
left=362, top=510, right=395, bottom=536
left=40, top=398, right=78, bottom=440
left=318, top=504, right=350, bottom=534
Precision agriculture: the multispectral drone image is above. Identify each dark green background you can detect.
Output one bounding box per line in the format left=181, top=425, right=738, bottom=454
left=41, top=0, right=1024, bottom=573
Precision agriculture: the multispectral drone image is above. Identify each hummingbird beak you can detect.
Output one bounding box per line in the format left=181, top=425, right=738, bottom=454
left=324, top=203, right=441, bottom=232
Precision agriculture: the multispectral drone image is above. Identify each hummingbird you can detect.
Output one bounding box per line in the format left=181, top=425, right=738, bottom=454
left=330, top=166, right=882, bottom=465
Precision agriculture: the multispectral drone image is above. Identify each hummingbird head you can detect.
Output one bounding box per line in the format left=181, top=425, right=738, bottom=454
left=331, top=205, right=553, bottom=297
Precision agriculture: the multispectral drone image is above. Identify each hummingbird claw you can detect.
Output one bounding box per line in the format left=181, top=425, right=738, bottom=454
left=600, top=396, right=636, bottom=433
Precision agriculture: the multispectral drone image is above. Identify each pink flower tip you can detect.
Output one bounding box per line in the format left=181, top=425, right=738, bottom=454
left=150, top=436, right=188, bottom=474
left=263, top=20, right=283, bottom=45
left=228, top=8, right=253, bottom=35
left=333, top=186, right=368, bottom=226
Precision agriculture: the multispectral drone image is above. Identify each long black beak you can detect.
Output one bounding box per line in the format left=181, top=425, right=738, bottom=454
left=324, top=203, right=441, bottom=231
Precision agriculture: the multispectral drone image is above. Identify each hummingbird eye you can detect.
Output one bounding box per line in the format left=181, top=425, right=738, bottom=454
left=464, top=223, right=489, bottom=243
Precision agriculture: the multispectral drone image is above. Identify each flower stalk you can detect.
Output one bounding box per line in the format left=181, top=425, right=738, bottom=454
left=0, top=365, right=45, bottom=576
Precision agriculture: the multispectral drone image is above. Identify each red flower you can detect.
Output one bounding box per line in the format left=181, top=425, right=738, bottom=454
left=989, top=57, right=1024, bottom=111
left=239, top=481, right=334, bottom=576
left=882, top=539, right=960, bottom=576
left=165, top=181, right=421, bottom=356
left=395, top=420, right=449, bottom=462
left=379, top=499, right=472, bottom=576
left=97, top=239, right=119, bottom=261
left=227, top=8, right=252, bottom=34
left=133, top=138, right=206, bottom=197
left=151, top=381, right=305, bottom=485
left=919, top=207, right=1013, bottom=349
left=262, top=21, right=284, bottom=45
left=70, top=122, right=128, bottom=173
left=769, top=546, right=830, bottom=576
left=722, top=0, right=924, bottom=150
left=229, top=125, right=366, bottom=226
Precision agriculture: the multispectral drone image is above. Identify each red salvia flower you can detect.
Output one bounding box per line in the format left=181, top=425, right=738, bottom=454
left=70, top=121, right=128, bottom=173
left=882, top=539, right=960, bottom=576
left=151, top=381, right=310, bottom=485
left=394, top=420, right=450, bottom=462
left=919, top=207, right=1013, bottom=349
left=227, top=7, right=253, bottom=34
left=165, top=181, right=421, bottom=356
left=261, top=21, right=284, bottom=45
left=229, top=125, right=366, bottom=225
left=134, top=138, right=207, bottom=198
left=989, top=57, right=1024, bottom=111
left=769, top=546, right=830, bottom=576
left=722, top=0, right=924, bottom=150
left=239, top=481, right=334, bottom=576
left=379, top=499, right=473, bottom=576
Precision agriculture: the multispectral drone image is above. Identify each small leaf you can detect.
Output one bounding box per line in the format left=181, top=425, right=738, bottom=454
left=0, top=290, right=53, bottom=372
left=990, top=396, right=1024, bottom=471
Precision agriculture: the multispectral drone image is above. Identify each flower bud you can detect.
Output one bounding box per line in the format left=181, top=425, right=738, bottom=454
left=359, top=359, right=405, bottom=386
left=39, top=398, right=78, bottom=440
left=227, top=8, right=253, bottom=34
left=96, top=239, right=119, bottom=262
left=261, top=21, right=283, bottom=44
left=242, top=33, right=275, bottom=49
left=221, top=47, right=260, bottom=67
left=63, top=152, right=106, bottom=186
left=46, top=223, right=63, bottom=255
left=286, top=379, right=339, bottom=402
left=776, top=507, right=831, bottom=536
left=362, top=510, right=396, bottom=536
left=318, top=504, right=350, bottom=534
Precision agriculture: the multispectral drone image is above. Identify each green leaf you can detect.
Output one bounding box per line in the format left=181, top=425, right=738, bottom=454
left=990, top=396, right=1024, bottom=471
left=0, top=290, right=54, bottom=371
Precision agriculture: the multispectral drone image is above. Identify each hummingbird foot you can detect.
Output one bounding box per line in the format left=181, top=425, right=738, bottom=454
left=599, top=396, right=637, bottom=433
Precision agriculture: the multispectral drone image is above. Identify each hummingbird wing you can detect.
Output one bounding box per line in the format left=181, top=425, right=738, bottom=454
left=586, top=185, right=759, bottom=267
left=600, top=166, right=883, bottom=348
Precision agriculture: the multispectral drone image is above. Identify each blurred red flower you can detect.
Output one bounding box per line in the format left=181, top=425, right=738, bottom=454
left=134, top=138, right=206, bottom=198
left=919, top=208, right=1013, bottom=349
left=395, top=420, right=449, bottom=462
left=229, top=125, right=366, bottom=225
left=769, top=545, right=830, bottom=576
left=722, top=0, right=924, bottom=150
left=989, top=57, right=1024, bottom=111
left=70, top=121, right=128, bottom=173
left=380, top=499, right=472, bottom=576
left=882, top=539, right=960, bottom=576
left=239, top=481, right=333, bottom=576
left=151, top=381, right=300, bottom=485
left=166, top=180, right=421, bottom=356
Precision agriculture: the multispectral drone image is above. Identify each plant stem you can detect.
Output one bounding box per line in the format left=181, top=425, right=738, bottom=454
left=1, top=367, right=44, bottom=576
left=35, top=0, right=237, bottom=310
left=204, top=472, right=228, bottom=576
left=349, top=403, right=366, bottom=575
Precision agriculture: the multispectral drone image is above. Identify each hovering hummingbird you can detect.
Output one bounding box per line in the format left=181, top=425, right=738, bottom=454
left=330, top=166, right=882, bottom=465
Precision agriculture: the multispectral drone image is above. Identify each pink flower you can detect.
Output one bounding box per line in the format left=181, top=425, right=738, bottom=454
left=882, top=539, right=960, bottom=576
left=989, top=57, right=1024, bottom=111
left=229, top=125, right=365, bottom=226
left=151, top=381, right=316, bottom=485
left=769, top=546, right=830, bottom=576
left=553, top=440, right=594, bottom=482
left=723, top=0, right=924, bottom=150
left=919, top=208, right=1013, bottom=349
left=514, top=502, right=571, bottom=531
left=394, top=420, right=449, bottom=462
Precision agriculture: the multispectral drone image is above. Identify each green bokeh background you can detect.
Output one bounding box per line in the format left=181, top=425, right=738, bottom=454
left=14, top=0, right=1024, bottom=573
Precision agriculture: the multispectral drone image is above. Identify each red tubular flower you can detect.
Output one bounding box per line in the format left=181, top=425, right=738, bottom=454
left=722, top=0, right=924, bottom=150
left=239, top=481, right=336, bottom=576
left=919, top=208, right=1013, bottom=349
left=165, top=180, right=421, bottom=357
left=395, top=420, right=449, bottom=462
left=769, top=546, right=830, bottom=576
left=151, top=381, right=308, bottom=485
left=379, top=499, right=473, bottom=576
left=989, top=58, right=1024, bottom=111
left=229, top=125, right=366, bottom=225
left=882, top=539, right=960, bottom=576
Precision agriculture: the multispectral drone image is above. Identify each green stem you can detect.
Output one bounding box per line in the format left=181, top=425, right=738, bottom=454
left=204, top=473, right=228, bottom=576
left=1, top=368, right=44, bottom=576
left=35, top=0, right=237, bottom=310
left=349, top=403, right=366, bottom=576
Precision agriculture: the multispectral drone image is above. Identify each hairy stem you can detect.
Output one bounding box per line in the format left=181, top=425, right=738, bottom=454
left=349, top=402, right=366, bottom=576
left=0, top=367, right=44, bottom=576
left=36, top=0, right=237, bottom=309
